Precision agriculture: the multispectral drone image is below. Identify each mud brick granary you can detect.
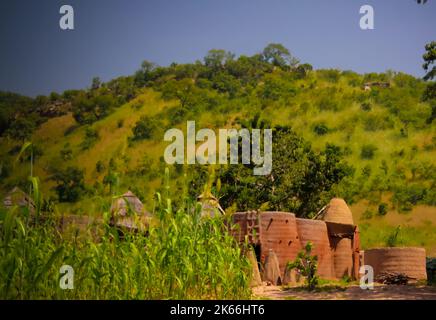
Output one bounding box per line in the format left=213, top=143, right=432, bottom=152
left=231, top=198, right=361, bottom=282
left=363, top=247, right=427, bottom=281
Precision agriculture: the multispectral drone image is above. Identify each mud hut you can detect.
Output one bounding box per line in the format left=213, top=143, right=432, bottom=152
left=197, top=192, right=225, bottom=217
left=3, top=187, right=35, bottom=214
left=110, top=190, right=151, bottom=233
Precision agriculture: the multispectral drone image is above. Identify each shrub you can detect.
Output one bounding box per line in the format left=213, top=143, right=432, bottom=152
left=60, top=143, right=73, bottom=160
left=318, top=69, right=341, bottom=83
left=318, top=97, right=338, bottom=111
left=361, top=209, right=373, bottom=220
left=80, top=127, right=99, bottom=150
left=96, top=160, right=105, bottom=173
left=313, top=123, right=329, bottom=136
left=361, top=165, right=372, bottom=178
left=132, top=116, right=161, bottom=140
left=393, top=184, right=426, bottom=208
left=72, top=93, right=118, bottom=125
left=363, top=114, right=394, bottom=131
left=167, top=106, right=187, bottom=125
left=6, top=118, right=36, bottom=142
left=360, top=102, right=372, bottom=111
left=386, top=226, right=402, bottom=247
left=52, top=166, right=86, bottom=202
left=378, top=203, right=388, bottom=216
left=287, top=242, right=319, bottom=290
left=360, top=144, right=378, bottom=159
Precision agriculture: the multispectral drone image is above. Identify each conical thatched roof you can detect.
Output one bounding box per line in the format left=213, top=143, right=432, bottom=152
left=319, top=198, right=354, bottom=225
left=110, top=190, right=150, bottom=217
left=110, top=191, right=151, bottom=232
left=3, top=186, right=35, bottom=213
left=197, top=192, right=225, bottom=217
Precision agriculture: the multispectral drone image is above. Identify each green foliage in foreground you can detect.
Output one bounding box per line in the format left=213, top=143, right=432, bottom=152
left=287, top=242, right=319, bottom=291
left=0, top=186, right=251, bottom=299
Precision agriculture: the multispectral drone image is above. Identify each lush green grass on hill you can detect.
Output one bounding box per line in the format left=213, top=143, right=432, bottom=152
left=0, top=48, right=435, bottom=253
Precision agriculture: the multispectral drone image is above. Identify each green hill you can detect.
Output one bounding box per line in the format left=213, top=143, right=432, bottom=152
left=1, top=45, right=435, bottom=253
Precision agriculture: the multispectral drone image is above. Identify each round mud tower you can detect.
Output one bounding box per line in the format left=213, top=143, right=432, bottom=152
left=363, top=247, right=427, bottom=281
left=259, top=212, right=301, bottom=277
left=296, top=218, right=334, bottom=279
left=331, top=237, right=353, bottom=279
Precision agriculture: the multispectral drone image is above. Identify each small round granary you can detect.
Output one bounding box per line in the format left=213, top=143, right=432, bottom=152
left=323, top=198, right=354, bottom=225
left=363, top=247, right=427, bottom=281
left=296, top=218, right=334, bottom=279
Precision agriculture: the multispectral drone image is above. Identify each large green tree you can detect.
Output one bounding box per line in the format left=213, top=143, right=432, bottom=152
left=422, top=41, right=436, bottom=123
left=262, top=43, right=299, bottom=69
left=188, top=126, right=351, bottom=217
left=423, top=41, right=436, bottom=81
left=204, top=49, right=234, bottom=71
left=6, top=118, right=36, bottom=142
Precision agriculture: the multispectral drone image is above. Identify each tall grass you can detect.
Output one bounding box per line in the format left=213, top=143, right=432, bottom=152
left=0, top=176, right=251, bottom=299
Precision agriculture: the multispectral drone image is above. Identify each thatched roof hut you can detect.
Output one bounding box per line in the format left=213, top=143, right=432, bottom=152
left=110, top=191, right=151, bottom=232
left=197, top=192, right=225, bottom=217
left=110, top=190, right=149, bottom=217
left=319, top=198, right=354, bottom=225
left=3, top=187, right=35, bottom=213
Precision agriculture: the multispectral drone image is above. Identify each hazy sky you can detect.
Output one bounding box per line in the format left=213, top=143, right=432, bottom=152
left=0, top=0, right=435, bottom=96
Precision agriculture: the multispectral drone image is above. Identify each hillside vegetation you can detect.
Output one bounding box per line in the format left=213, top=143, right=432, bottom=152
left=1, top=44, right=435, bottom=252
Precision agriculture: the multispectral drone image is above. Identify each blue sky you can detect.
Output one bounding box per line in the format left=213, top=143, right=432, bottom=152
left=0, top=0, right=435, bottom=96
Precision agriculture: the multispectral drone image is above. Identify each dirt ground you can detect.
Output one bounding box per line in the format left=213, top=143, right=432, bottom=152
left=253, top=284, right=436, bottom=300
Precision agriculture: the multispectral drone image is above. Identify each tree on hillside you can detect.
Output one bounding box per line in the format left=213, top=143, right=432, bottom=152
left=132, top=115, right=162, bottom=140
left=6, top=118, right=36, bottom=142
left=0, top=92, right=35, bottom=136
left=423, top=41, right=436, bottom=81
left=91, top=77, right=102, bottom=90
left=160, top=78, right=203, bottom=109
left=225, top=54, right=274, bottom=84
left=262, top=43, right=299, bottom=69
left=422, top=41, right=436, bottom=123
left=204, top=49, right=234, bottom=71
left=134, top=60, right=158, bottom=86
left=52, top=166, right=86, bottom=202
left=72, top=91, right=117, bottom=125
left=188, top=126, right=351, bottom=217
